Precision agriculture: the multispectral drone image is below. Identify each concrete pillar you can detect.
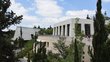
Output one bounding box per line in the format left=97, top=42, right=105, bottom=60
left=91, top=23, right=94, bottom=35
left=54, top=27, right=55, bottom=35
left=54, top=27, right=56, bottom=36
left=61, top=25, right=63, bottom=36
left=63, top=25, right=65, bottom=36
left=69, top=24, right=72, bottom=37
left=71, top=22, right=75, bottom=37
left=53, top=27, right=54, bottom=35
left=58, top=26, right=60, bottom=36
left=65, top=25, right=67, bottom=36
left=59, top=26, right=61, bottom=36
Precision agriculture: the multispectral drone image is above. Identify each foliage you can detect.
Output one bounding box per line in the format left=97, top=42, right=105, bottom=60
left=39, top=26, right=53, bottom=35
left=17, top=40, right=34, bottom=58
left=104, top=11, right=110, bottom=20
left=39, top=28, right=46, bottom=35
left=91, top=0, right=109, bottom=62
left=0, top=37, right=15, bottom=62
left=32, top=42, right=48, bottom=62
left=53, top=37, right=68, bottom=59
left=52, top=36, right=84, bottom=62
left=0, top=0, right=23, bottom=62
left=47, top=51, right=61, bottom=62
left=106, top=22, right=110, bottom=33
left=27, top=52, right=31, bottom=62
left=74, top=18, right=85, bottom=62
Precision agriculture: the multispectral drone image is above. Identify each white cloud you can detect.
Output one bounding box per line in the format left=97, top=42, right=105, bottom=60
left=9, top=0, right=99, bottom=30
left=10, top=0, right=28, bottom=16
left=66, top=10, right=95, bottom=19
left=102, top=0, right=110, bottom=2
left=9, top=0, right=40, bottom=28
left=34, top=0, right=63, bottom=17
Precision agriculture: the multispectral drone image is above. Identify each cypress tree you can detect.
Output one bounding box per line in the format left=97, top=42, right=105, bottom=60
left=92, top=0, right=108, bottom=62
left=74, top=18, right=84, bottom=62
left=74, top=39, right=80, bottom=62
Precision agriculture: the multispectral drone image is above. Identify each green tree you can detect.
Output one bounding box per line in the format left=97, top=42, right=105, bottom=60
left=0, top=0, right=23, bottom=62
left=27, top=52, right=30, bottom=62
left=74, top=18, right=85, bottom=62
left=39, top=28, right=46, bottom=35
left=47, top=51, right=61, bottom=62
left=39, top=26, right=53, bottom=35
left=92, top=0, right=108, bottom=62
left=32, top=42, right=48, bottom=62
left=45, top=26, right=53, bottom=35
left=53, top=37, right=68, bottom=59
left=106, top=22, right=110, bottom=33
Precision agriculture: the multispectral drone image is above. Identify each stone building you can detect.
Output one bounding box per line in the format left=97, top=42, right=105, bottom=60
left=53, top=18, right=94, bottom=37
left=53, top=18, right=110, bottom=62
left=52, top=18, right=94, bottom=62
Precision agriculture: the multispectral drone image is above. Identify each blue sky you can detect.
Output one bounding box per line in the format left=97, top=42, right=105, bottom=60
left=9, top=0, right=110, bottom=29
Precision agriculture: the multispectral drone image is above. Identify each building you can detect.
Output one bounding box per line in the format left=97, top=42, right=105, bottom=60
left=52, top=18, right=96, bottom=62
left=52, top=18, right=110, bottom=62
left=53, top=18, right=94, bottom=37
left=12, top=26, right=40, bottom=40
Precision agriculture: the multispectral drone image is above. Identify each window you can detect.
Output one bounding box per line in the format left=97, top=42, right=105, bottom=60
left=60, top=26, right=61, bottom=35
left=67, top=24, right=70, bottom=36
left=63, top=25, right=65, bottom=36
left=85, top=24, right=91, bottom=36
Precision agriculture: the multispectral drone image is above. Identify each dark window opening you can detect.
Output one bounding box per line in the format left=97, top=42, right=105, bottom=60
left=85, top=24, right=91, bottom=36
left=67, top=24, right=70, bottom=36
left=60, top=26, right=61, bottom=35
left=63, top=25, right=65, bottom=36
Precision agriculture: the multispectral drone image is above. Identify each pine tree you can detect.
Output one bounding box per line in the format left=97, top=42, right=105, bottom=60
left=92, top=0, right=108, bottom=62
left=0, top=0, right=23, bottom=62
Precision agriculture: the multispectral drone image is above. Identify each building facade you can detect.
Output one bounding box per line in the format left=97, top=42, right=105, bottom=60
left=53, top=18, right=94, bottom=37
left=12, top=26, right=40, bottom=40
